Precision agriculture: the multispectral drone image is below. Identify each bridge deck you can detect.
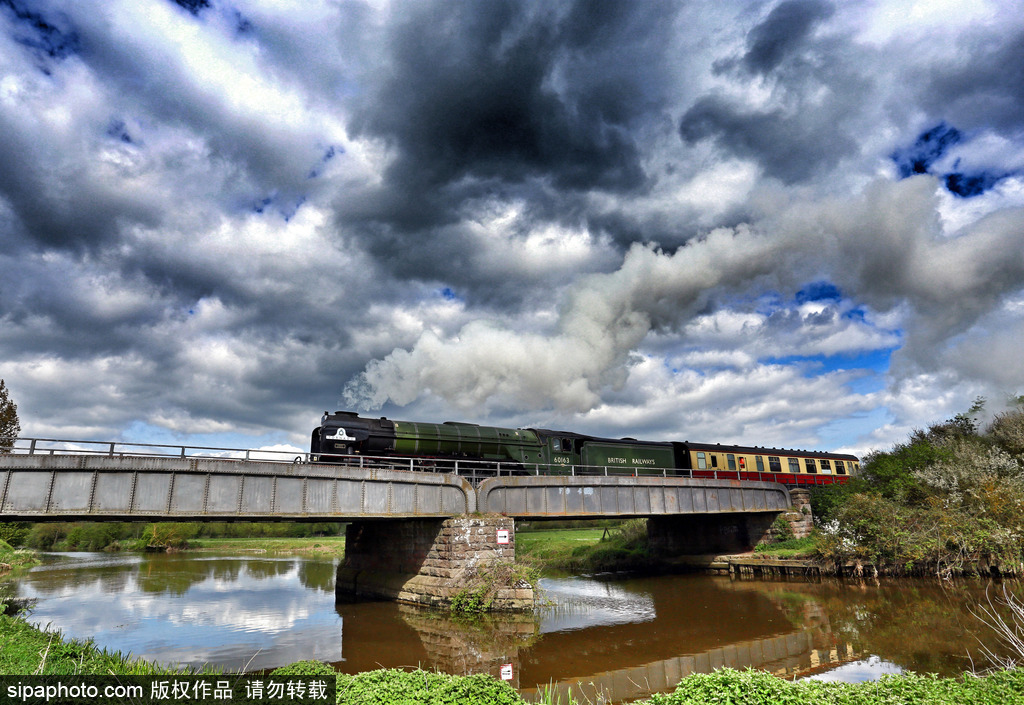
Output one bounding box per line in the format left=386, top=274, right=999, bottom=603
left=1, top=454, right=791, bottom=521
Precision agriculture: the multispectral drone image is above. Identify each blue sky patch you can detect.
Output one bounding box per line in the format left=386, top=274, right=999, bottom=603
left=4, top=0, right=81, bottom=61
left=945, top=171, right=1009, bottom=198
left=891, top=122, right=962, bottom=178
left=796, top=280, right=841, bottom=304
left=892, top=122, right=1017, bottom=198
left=763, top=347, right=894, bottom=378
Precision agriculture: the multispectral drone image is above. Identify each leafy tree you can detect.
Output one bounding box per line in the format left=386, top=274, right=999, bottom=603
left=0, top=378, right=20, bottom=453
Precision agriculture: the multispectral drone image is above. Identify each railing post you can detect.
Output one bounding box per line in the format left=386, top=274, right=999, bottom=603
left=108, top=442, right=115, bottom=457
left=29, top=439, right=37, bottom=455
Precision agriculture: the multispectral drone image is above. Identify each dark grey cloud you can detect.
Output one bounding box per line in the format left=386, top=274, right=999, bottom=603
left=920, top=28, right=1024, bottom=135
left=350, top=1, right=673, bottom=195
left=679, top=93, right=859, bottom=183
left=742, top=0, right=835, bottom=75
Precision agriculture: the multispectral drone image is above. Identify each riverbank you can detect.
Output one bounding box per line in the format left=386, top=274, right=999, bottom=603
left=187, top=536, right=346, bottom=556
left=0, top=610, right=210, bottom=675
left=0, top=539, right=39, bottom=574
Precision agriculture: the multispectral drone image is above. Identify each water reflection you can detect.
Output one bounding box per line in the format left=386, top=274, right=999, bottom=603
left=7, top=554, right=1022, bottom=703
left=13, top=553, right=343, bottom=671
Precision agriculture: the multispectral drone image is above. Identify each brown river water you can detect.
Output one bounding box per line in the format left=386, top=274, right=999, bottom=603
left=3, top=552, right=1020, bottom=703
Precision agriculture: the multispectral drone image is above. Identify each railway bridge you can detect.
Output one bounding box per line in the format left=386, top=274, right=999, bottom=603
left=1, top=439, right=806, bottom=609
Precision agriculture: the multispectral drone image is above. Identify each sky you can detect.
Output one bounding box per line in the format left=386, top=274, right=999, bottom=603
left=2, top=0, right=1024, bottom=459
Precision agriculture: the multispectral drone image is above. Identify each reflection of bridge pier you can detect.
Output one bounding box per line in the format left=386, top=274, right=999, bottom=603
left=332, top=601, right=539, bottom=687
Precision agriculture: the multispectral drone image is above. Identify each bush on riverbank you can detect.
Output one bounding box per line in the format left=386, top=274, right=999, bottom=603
left=646, top=667, right=1024, bottom=705
left=811, top=400, right=1024, bottom=577
left=337, top=669, right=522, bottom=705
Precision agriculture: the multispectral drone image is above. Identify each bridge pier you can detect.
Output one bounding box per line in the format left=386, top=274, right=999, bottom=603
left=647, top=512, right=777, bottom=555
left=336, top=514, right=534, bottom=611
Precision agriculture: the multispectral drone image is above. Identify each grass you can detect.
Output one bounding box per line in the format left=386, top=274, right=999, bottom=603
left=516, top=521, right=657, bottom=574
left=751, top=535, right=818, bottom=559
left=0, top=539, right=40, bottom=574
left=186, top=536, right=346, bottom=556
left=0, top=611, right=218, bottom=675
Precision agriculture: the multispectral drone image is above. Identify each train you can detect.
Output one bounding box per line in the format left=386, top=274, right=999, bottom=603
left=310, top=411, right=858, bottom=485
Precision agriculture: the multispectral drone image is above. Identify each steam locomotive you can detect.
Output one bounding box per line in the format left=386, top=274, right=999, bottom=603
left=310, top=411, right=858, bottom=485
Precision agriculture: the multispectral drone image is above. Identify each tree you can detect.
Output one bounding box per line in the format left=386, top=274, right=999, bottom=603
left=0, top=378, right=20, bottom=452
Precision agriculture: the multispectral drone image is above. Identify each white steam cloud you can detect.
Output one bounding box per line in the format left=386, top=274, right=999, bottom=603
left=344, top=176, right=1024, bottom=415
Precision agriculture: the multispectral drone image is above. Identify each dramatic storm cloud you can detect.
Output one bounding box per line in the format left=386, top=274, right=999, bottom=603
left=2, top=0, right=1023, bottom=456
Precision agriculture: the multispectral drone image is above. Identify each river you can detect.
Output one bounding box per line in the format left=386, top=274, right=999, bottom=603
left=2, top=552, right=1020, bottom=703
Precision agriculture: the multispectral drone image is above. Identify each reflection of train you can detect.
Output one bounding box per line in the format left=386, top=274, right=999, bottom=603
left=311, top=411, right=858, bottom=485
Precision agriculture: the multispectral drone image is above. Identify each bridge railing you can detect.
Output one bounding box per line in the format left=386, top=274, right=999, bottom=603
left=311, top=451, right=847, bottom=486
left=7, top=438, right=846, bottom=486
left=7, top=437, right=307, bottom=464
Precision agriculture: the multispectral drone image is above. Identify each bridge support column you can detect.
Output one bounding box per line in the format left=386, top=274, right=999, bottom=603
left=647, top=512, right=777, bottom=555
left=336, top=515, right=534, bottom=611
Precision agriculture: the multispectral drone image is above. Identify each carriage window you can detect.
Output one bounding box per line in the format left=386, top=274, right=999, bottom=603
left=820, top=459, right=832, bottom=474
left=711, top=455, right=718, bottom=468
left=756, top=456, right=765, bottom=472
left=696, top=452, right=707, bottom=469
left=805, top=458, right=818, bottom=474
left=835, top=460, right=846, bottom=475
left=727, top=454, right=736, bottom=471
left=769, top=456, right=782, bottom=472
left=738, top=456, right=746, bottom=469
left=788, top=458, right=800, bottom=473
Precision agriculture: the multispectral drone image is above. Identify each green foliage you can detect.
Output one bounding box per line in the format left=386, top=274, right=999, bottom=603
left=0, top=539, right=40, bottom=571
left=770, top=513, right=796, bottom=542
left=21, top=521, right=343, bottom=552
left=336, top=669, right=521, bottom=705
left=754, top=534, right=816, bottom=557
left=0, top=522, right=31, bottom=546
left=450, top=561, right=538, bottom=614
left=25, top=522, right=147, bottom=551
left=270, top=660, right=335, bottom=676
left=518, top=520, right=657, bottom=574
left=643, top=667, right=1024, bottom=705
left=0, top=379, right=19, bottom=453
left=137, top=522, right=201, bottom=549
left=814, top=401, right=1024, bottom=576
left=859, top=440, right=949, bottom=504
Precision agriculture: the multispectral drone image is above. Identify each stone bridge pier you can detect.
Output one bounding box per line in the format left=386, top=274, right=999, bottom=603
left=336, top=515, right=534, bottom=611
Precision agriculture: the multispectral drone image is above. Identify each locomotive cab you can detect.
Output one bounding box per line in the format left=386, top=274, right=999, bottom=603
left=314, top=411, right=396, bottom=460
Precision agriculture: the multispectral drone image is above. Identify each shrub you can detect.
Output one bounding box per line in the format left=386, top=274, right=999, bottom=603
left=270, top=660, right=335, bottom=676
left=643, top=667, right=1024, bottom=705
left=336, top=669, right=522, bottom=705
